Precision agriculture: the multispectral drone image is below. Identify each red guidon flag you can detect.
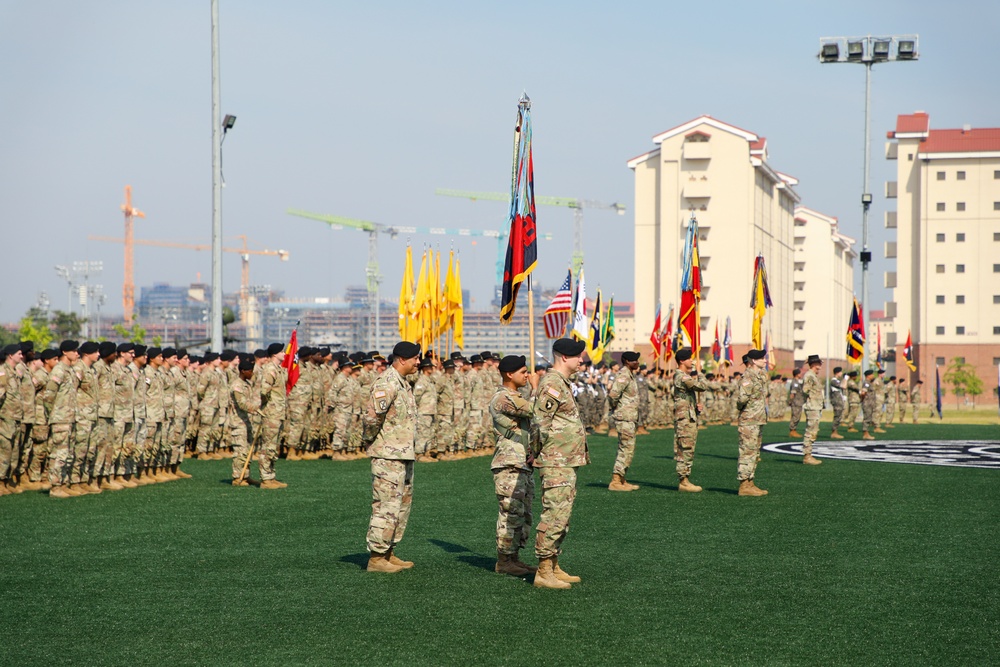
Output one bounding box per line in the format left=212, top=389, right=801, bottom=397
left=282, top=328, right=299, bottom=394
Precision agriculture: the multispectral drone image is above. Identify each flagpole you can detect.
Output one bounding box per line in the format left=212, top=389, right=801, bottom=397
left=527, top=277, right=536, bottom=373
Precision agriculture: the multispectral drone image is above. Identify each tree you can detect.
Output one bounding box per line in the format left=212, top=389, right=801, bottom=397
left=50, top=310, right=86, bottom=338
left=18, top=316, right=52, bottom=350
left=943, top=358, right=984, bottom=408
left=112, top=320, right=147, bottom=345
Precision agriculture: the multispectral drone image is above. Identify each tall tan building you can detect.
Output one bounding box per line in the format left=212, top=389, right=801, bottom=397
left=629, top=116, right=798, bottom=369
left=792, top=207, right=856, bottom=367
left=885, top=112, right=1000, bottom=391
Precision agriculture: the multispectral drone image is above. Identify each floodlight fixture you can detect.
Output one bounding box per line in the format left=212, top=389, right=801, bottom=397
left=847, top=40, right=865, bottom=60
left=897, top=39, right=917, bottom=59
left=872, top=40, right=891, bottom=61
left=223, top=114, right=237, bottom=132
left=820, top=41, right=840, bottom=62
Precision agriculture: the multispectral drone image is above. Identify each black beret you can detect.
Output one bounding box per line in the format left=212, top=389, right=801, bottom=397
left=889, top=376, right=896, bottom=381
left=833, top=366, right=843, bottom=373
left=621, top=351, right=640, bottom=363
left=747, top=349, right=766, bottom=360
left=877, top=369, right=885, bottom=374
left=675, top=348, right=693, bottom=362
left=176, top=348, right=188, bottom=359
left=469, top=354, right=483, bottom=364
left=146, top=347, right=162, bottom=359
left=19, top=341, right=34, bottom=353
left=498, top=355, right=526, bottom=374
left=221, top=349, right=238, bottom=361
left=442, top=359, right=456, bottom=369
left=99, top=341, right=118, bottom=357
left=116, top=343, right=134, bottom=354
left=40, top=348, right=60, bottom=361
left=79, top=341, right=100, bottom=355
left=238, top=360, right=255, bottom=373
left=848, top=370, right=858, bottom=377
left=392, top=341, right=421, bottom=360
left=418, top=357, right=434, bottom=369
left=792, top=368, right=802, bottom=376
left=253, top=349, right=268, bottom=359
left=319, top=347, right=331, bottom=356
left=161, top=347, right=177, bottom=358
left=60, top=340, right=79, bottom=353
left=552, top=338, right=586, bottom=357
left=203, top=352, right=219, bottom=363
left=706, top=373, right=715, bottom=379
left=3, top=343, right=22, bottom=356
left=864, top=369, right=874, bottom=376
left=134, top=345, right=148, bottom=357
left=639, top=363, right=647, bottom=370
left=267, top=343, right=285, bottom=356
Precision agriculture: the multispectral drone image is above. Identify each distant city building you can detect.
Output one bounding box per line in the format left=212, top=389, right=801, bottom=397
left=793, top=207, right=856, bottom=367
left=885, top=111, right=1000, bottom=389
left=629, top=115, right=800, bottom=369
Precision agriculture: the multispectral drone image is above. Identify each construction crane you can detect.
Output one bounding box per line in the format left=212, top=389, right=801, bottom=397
left=89, top=234, right=289, bottom=326
left=435, top=188, right=626, bottom=277
left=121, top=185, right=146, bottom=321
left=286, top=209, right=554, bottom=347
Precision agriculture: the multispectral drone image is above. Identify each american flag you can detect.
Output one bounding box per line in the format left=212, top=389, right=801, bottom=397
left=543, top=270, right=573, bottom=338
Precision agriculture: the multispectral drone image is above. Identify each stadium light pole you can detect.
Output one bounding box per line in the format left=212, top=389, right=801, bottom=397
left=818, top=34, right=918, bottom=370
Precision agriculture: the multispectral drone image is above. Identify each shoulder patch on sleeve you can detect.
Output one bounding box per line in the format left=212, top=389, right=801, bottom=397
left=545, top=387, right=561, bottom=399
left=373, top=390, right=387, bottom=399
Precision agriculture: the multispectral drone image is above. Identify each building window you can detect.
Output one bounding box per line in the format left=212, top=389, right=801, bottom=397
left=956, top=295, right=965, bottom=304
left=936, top=171, right=946, bottom=180
left=995, top=327, right=1000, bottom=335
left=995, top=295, right=1000, bottom=304
left=936, top=356, right=946, bottom=365
left=956, top=357, right=966, bottom=364
left=995, top=170, right=1000, bottom=179
left=995, top=232, right=1000, bottom=241
left=935, top=295, right=945, bottom=304
left=995, top=264, right=1000, bottom=272
left=956, top=233, right=965, bottom=242
left=957, top=202, right=966, bottom=211
left=936, top=233, right=945, bottom=242
left=936, top=264, right=945, bottom=273
left=935, top=326, right=944, bottom=335
left=957, top=171, right=966, bottom=180
left=956, top=326, right=965, bottom=335
left=995, top=202, right=1000, bottom=211
left=908, top=153, right=914, bottom=161
left=936, top=202, right=945, bottom=212
left=956, top=264, right=965, bottom=273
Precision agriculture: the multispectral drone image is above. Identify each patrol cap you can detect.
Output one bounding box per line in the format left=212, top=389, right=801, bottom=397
left=220, top=350, right=237, bottom=362
left=747, top=349, right=766, bottom=360
left=267, top=343, right=284, bottom=356
left=675, top=348, right=693, bottom=362
left=238, top=360, right=255, bottom=373
left=392, top=341, right=421, bottom=360
left=60, top=340, right=79, bottom=353
left=162, top=347, right=177, bottom=359
left=3, top=343, right=22, bottom=356
left=443, top=359, right=456, bottom=369
left=203, top=352, right=219, bottom=363
left=99, top=341, right=118, bottom=358
left=40, top=348, right=60, bottom=361
left=621, top=351, right=640, bottom=363
left=552, top=338, right=586, bottom=357
left=470, top=354, right=483, bottom=364
left=79, top=341, right=100, bottom=355
left=146, top=347, right=162, bottom=359
left=254, top=349, right=267, bottom=359
left=807, top=354, right=822, bottom=365
left=498, top=355, right=526, bottom=374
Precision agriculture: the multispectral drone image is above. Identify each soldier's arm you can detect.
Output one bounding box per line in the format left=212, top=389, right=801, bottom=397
left=41, top=372, right=62, bottom=412
left=735, top=376, right=753, bottom=409
left=499, top=391, right=533, bottom=419
left=532, top=384, right=562, bottom=445
left=361, top=381, right=395, bottom=442
left=679, top=372, right=709, bottom=392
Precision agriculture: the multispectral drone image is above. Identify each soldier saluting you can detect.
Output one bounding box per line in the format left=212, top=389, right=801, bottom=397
left=671, top=348, right=709, bottom=492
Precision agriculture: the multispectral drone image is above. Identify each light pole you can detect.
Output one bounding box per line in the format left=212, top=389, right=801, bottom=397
left=210, top=0, right=236, bottom=352
left=54, top=265, right=73, bottom=313
left=819, top=34, right=918, bottom=370
left=73, top=260, right=103, bottom=338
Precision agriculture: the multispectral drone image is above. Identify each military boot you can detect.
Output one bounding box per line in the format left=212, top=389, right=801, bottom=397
left=387, top=549, right=414, bottom=569
left=830, top=430, right=844, bottom=440
left=738, top=479, right=768, bottom=496
left=231, top=478, right=250, bottom=487
left=636, top=426, right=650, bottom=435
left=553, top=558, right=581, bottom=583
left=367, top=552, right=404, bottom=573
left=802, top=454, right=823, bottom=465
left=102, top=477, right=125, bottom=491
left=789, top=430, right=803, bottom=438
left=260, top=479, right=288, bottom=489
left=285, top=449, right=301, bottom=461
left=874, top=427, right=887, bottom=433
left=70, top=483, right=91, bottom=495
left=678, top=477, right=703, bottom=492
left=49, top=485, right=74, bottom=499
left=608, top=473, right=631, bottom=492
left=533, top=557, right=571, bottom=589
left=847, top=427, right=859, bottom=433
left=862, top=432, right=875, bottom=441
left=607, top=428, right=618, bottom=438
left=495, top=552, right=531, bottom=576
left=173, top=466, right=192, bottom=479
left=86, top=481, right=103, bottom=494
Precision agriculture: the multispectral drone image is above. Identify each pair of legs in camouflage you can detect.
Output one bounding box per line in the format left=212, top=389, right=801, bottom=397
left=367, top=458, right=414, bottom=554
left=534, top=466, right=576, bottom=559
left=802, top=409, right=821, bottom=456
left=494, top=467, right=534, bottom=554
left=789, top=403, right=804, bottom=432
left=612, top=420, right=637, bottom=478
left=673, top=418, right=699, bottom=480
left=737, top=424, right=763, bottom=481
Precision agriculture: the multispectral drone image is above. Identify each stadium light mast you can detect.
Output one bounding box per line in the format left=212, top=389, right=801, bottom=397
left=818, top=34, right=918, bottom=370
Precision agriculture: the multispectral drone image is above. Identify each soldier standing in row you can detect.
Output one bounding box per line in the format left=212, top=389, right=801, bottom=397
left=787, top=367, right=805, bottom=438
left=230, top=359, right=261, bottom=486
left=413, top=358, right=437, bottom=462
left=735, top=349, right=768, bottom=496
left=910, top=380, right=922, bottom=423
left=829, top=366, right=846, bottom=439
left=607, top=351, right=640, bottom=492
left=258, top=343, right=288, bottom=489
left=489, top=354, right=538, bottom=577
left=532, top=338, right=588, bottom=590
left=845, top=370, right=861, bottom=432
left=363, top=341, right=421, bottom=573
left=801, top=355, right=824, bottom=465
left=885, top=376, right=898, bottom=428
left=860, top=369, right=877, bottom=441
left=672, top=348, right=708, bottom=492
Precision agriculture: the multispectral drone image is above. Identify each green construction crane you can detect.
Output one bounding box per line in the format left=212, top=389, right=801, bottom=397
left=435, top=188, right=626, bottom=276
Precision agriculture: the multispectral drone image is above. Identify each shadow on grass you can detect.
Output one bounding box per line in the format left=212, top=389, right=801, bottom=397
left=428, top=539, right=469, bottom=554
left=429, top=539, right=495, bottom=572
left=339, top=552, right=370, bottom=570
left=705, top=487, right=739, bottom=496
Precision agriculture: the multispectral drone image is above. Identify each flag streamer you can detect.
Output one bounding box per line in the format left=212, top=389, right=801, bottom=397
left=679, top=216, right=702, bottom=354
left=750, top=254, right=772, bottom=349
left=499, top=94, right=538, bottom=323
left=846, top=298, right=865, bottom=362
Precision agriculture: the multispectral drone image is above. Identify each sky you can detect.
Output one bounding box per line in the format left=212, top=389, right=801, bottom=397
left=1, top=0, right=997, bottom=325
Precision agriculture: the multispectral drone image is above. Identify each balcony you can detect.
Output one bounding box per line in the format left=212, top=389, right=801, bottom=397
left=885, top=241, right=897, bottom=259
left=885, top=302, right=897, bottom=318
left=885, top=271, right=897, bottom=288
left=885, top=211, right=897, bottom=228
left=683, top=177, right=711, bottom=199
left=885, top=141, right=898, bottom=160
left=886, top=181, right=898, bottom=199
left=683, top=142, right=711, bottom=160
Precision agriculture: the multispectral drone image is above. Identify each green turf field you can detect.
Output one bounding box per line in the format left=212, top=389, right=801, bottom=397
left=4, top=423, right=999, bottom=666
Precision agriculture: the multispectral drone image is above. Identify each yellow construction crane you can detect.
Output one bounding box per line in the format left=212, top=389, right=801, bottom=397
left=88, top=234, right=289, bottom=325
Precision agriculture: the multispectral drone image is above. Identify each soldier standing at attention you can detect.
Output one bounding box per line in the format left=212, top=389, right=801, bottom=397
left=607, top=350, right=640, bottom=492
left=885, top=376, right=898, bottom=428
left=787, top=367, right=805, bottom=438
left=873, top=369, right=888, bottom=433
left=736, top=348, right=769, bottom=496
left=672, top=348, right=709, bottom=492
left=860, top=370, right=877, bottom=440
left=258, top=343, right=288, bottom=489
left=0, top=345, right=26, bottom=495
left=230, top=359, right=261, bottom=486
left=363, top=341, right=421, bottom=573
left=801, top=355, right=824, bottom=465
left=845, top=370, right=861, bottom=433
left=413, top=358, right=437, bottom=462
left=490, top=354, right=539, bottom=577
left=532, top=338, right=589, bottom=590
left=829, top=367, right=846, bottom=439
left=910, top=379, right=923, bottom=424
left=43, top=341, right=80, bottom=498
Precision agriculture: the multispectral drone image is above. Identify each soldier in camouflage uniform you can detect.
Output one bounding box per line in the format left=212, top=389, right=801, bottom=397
left=363, top=341, right=421, bottom=573
left=672, top=348, right=709, bottom=492
left=167, top=349, right=194, bottom=479
left=71, top=342, right=101, bottom=493
left=885, top=376, right=898, bottom=428
left=897, top=378, right=909, bottom=422
left=787, top=368, right=805, bottom=437
left=873, top=369, right=888, bottom=433
left=284, top=347, right=314, bottom=460
left=801, top=355, right=825, bottom=465
left=111, top=343, right=139, bottom=487
left=22, top=349, right=56, bottom=490
left=435, top=360, right=458, bottom=459
left=736, top=349, right=769, bottom=496
left=607, top=351, right=641, bottom=492
left=42, top=341, right=80, bottom=498
left=327, top=355, right=356, bottom=461
left=844, top=370, right=861, bottom=432
left=860, top=369, right=877, bottom=440
left=909, top=380, right=922, bottom=423
left=13, top=342, right=36, bottom=491
left=636, top=365, right=650, bottom=435
left=230, top=359, right=261, bottom=486
left=413, top=358, right=437, bottom=462
left=490, top=354, right=539, bottom=576
left=829, top=366, right=846, bottom=439
left=0, top=345, right=26, bottom=495
left=258, top=343, right=288, bottom=488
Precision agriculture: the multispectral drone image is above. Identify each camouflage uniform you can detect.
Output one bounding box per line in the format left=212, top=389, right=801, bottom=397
left=168, top=364, right=192, bottom=466
left=735, top=365, right=768, bottom=481
left=885, top=380, right=897, bottom=425
left=861, top=376, right=877, bottom=433
left=829, top=374, right=845, bottom=433
left=285, top=361, right=313, bottom=455
left=142, top=363, right=165, bottom=470
left=532, top=369, right=589, bottom=559
left=490, top=385, right=536, bottom=554
left=802, top=368, right=824, bottom=456
left=672, top=369, right=709, bottom=480
left=363, top=366, right=417, bottom=555
left=258, top=359, right=286, bottom=481
left=412, top=372, right=437, bottom=456
left=435, top=373, right=457, bottom=454
left=327, top=369, right=354, bottom=456
left=72, top=360, right=99, bottom=485
left=909, top=385, right=920, bottom=423
left=607, top=365, right=638, bottom=477
left=42, top=360, right=78, bottom=487
left=111, top=360, right=137, bottom=476
left=90, top=359, right=115, bottom=478
left=845, top=375, right=861, bottom=430
left=230, top=374, right=261, bottom=479
left=26, top=365, right=50, bottom=482
left=787, top=374, right=805, bottom=432
left=196, top=366, right=224, bottom=456
left=15, top=360, right=35, bottom=479
left=0, top=361, right=24, bottom=483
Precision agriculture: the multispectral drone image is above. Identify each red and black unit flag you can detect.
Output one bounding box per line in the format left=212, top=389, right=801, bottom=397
left=499, top=93, right=538, bottom=323
left=679, top=215, right=702, bottom=354
left=846, top=298, right=865, bottom=362
left=649, top=303, right=662, bottom=359
left=903, top=330, right=917, bottom=372
left=282, top=327, right=300, bottom=394
left=711, top=320, right=721, bottom=362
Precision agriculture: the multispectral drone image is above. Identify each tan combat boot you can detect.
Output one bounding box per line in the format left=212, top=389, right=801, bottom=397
left=173, top=466, right=192, bottom=479
left=231, top=478, right=250, bottom=487
left=789, top=430, right=803, bottom=438
left=738, top=479, right=768, bottom=496
left=607, top=429, right=618, bottom=438
left=608, top=473, right=631, bottom=492
left=874, top=427, right=887, bottom=434
left=495, top=552, right=531, bottom=576
left=367, top=552, right=404, bottom=573
left=862, top=432, right=875, bottom=441
left=102, top=477, right=125, bottom=491
left=387, top=549, right=414, bottom=569
left=678, top=477, right=703, bottom=493
left=830, top=430, right=844, bottom=440
left=260, top=479, right=288, bottom=489
left=553, top=558, right=581, bottom=583
left=847, top=427, right=859, bottom=433
left=285, top=449, right=301, bottom=461
left=533, top=557, right=571, bottom=589
left=636, top=426, right=650, bottom=435
left=803, top=454, right=823, bottom=465
left=49, top=485, right=74, bottom=499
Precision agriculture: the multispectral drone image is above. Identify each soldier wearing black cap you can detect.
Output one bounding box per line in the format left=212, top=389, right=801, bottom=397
left=230, top=359, right=262, bottom=486
left=829, top=366, right=846, bottom=439
left=413, top=357, right=438, bottom=462
left=801, top=355, right=826, bottom=463
left=608, top=351, right=641, bottom=492
left=908, top=379, right=923, bottom=424
left=736, top=349, right=769, bottom=496
left=884, top=375, right=898, bottom=429
left=860, top=369, right=877, bottom=441
left=844, top=370, right=861, bottom=433
left=531, top=338, right=588, bottom=589
left=109, top=343, right=138, bottom=487
left=195, top=353, right=224, bottom=461
left=12, top=341, right=37, bottom=492
left=672, top=348, right=710, bottom=492
left=873, top=369, right=889, bottom=434
left=167, top=348, right=194, bottom=479
left=435, top=359, right=459, bottom=459
left=257, top=343, right=288, bottom=488
left=41, top=341, right=81, bottom=497
left=0, top=344, right=25, bottom=494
